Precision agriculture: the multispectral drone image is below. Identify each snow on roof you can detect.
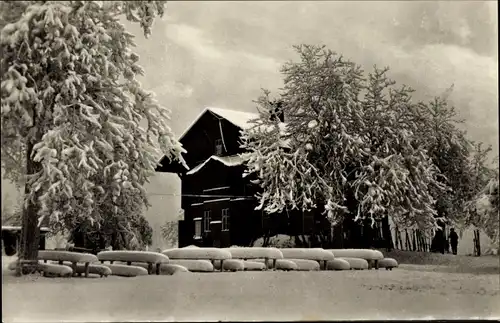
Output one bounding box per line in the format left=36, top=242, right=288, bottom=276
left=179, top=107, right=259, bottom=141
left=207, top=107, right=259, bottom=130
left=210, top=220, right=222, bottom=224
left=186, top=155, right=244, bottom=175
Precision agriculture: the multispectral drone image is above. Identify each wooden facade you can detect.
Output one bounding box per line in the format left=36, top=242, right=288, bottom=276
left=156, top=107, right=393, bottom=249
left=156, top=107, right=321, bottom=247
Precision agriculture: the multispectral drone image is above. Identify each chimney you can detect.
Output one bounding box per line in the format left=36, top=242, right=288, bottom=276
left=269, top=100, right=285, bottom=123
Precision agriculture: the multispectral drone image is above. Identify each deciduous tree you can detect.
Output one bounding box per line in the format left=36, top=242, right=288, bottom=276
left=1, top=1, right=186, bottom=266
left=241, top=45, right=445, bottom=236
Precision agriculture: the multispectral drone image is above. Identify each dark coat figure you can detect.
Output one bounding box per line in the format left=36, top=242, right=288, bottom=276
left=449, top=228, right=459, bottom=255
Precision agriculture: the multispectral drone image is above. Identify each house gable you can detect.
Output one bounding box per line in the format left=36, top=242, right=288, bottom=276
left=180, top=109, right=248, bottom=168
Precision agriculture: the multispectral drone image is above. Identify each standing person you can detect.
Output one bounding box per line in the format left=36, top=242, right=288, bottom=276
left=449, top=228, right=459, bottom=255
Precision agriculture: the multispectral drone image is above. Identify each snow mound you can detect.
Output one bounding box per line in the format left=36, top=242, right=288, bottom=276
left=280, top=248, right=334, bottom=261
left=106, top=264, right=149, bottom=277
left=224, top=247, right=283, bottom=259
left=38, top=250, right=98, bottom=263
left=7, top=260, right=18, bottom=271
left=254, top=259, right=274, bottom=269
left=378, top=258, right=398, bottom=269
left=116, top=262, right=151, bottom=271
left=213, top=259, right=245, bottom=271
left=168, top=259, right=214, bottom=272
left=50, top=261, right=112, bottom=277
left=183, top=245, right=200, bottom=248
left=287, top=259, right=320, bottom=271
left=327, top=249, right=383, bottom=260
left=221, top=259, right=245, bottom=272
left=254, top=258, right=298, bottom=270
left=163, top=248, right=232, bottom=260
left=160, top=264, right=189, bottom=275
left=243, top=261, right=266, bottom=271
left=326, top=259, right=351, bottom=271
left=38, top=263, right=73, bottom=277
left=275, top=259, right=298, bottom=271
left=98, top=251, right=169, bottom=264
left=372, top=250, right=384, bottom=259
left=76, top=264, right=111, bottom=277
left=253, top=234, right=295, bottom=248
left=339, top=257, right=369, bottom=270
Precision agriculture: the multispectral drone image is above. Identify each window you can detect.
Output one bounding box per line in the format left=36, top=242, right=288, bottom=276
left=194, top=219, right=202, bottom=239
left=215, top=139, right=223, bottom=156
left=222, top=208, right=230, bottom=231
left=203, top=210, right=211, bottom=233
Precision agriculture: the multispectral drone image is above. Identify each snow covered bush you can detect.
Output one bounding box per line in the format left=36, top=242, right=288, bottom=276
left=163, top=248, right=232, bottom=260
left=252, top=234, right=296, bottom=248
left=338, top=257, right=369, bottom=270
left=327, top=249, right=383, bottom=261
left=1, top=1, right=185, bottom=260
left=161, top=220, right=179, bottom=248
left=224, top=247, right=283, bottom=260
left=168, top=259, right=214, bottom=272
left=280, top=248, right=334, bottom=261
left=106, top=264, right=149, bottom=277
left=326, top=259, right=350, bottom=271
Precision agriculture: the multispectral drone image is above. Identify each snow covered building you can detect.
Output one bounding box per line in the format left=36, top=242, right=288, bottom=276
left=156, top=107, right=318, bottom=248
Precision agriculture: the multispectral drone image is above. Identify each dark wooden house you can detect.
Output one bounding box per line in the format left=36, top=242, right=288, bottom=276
left=156, top=107, right=393, bottom=249
left=155, top=107, right=322, bottom=247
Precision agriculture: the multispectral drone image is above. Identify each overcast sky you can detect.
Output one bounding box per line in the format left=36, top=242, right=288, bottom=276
left=128, top=0, right=498, bottom=157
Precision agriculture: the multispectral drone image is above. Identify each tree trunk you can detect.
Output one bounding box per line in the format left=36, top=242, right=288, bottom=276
left=20, top=139, right=42, bottom=273
left=381, top=215, right=394, bottom=251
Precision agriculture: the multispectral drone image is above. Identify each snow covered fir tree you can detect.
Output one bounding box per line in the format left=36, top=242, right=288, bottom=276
left=0, top=1, right=185, bottom=272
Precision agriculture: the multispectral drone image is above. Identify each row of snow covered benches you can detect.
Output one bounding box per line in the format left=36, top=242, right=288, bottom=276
left=162, top=247, right=398, bottom=272
left=8, top=247, right=398, bottom=278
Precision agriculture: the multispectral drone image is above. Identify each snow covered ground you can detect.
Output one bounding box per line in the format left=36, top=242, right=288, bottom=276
left=2, top=255, right=499, bottom=321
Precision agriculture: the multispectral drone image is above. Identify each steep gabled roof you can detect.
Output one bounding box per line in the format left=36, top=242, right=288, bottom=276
left=178, top=107, right=260, bottom=141
left=156, top=107, right=291, bottom=174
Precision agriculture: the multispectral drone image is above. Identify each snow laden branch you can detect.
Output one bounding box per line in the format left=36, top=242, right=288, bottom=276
left=1, top=1, right=184, bottom=248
